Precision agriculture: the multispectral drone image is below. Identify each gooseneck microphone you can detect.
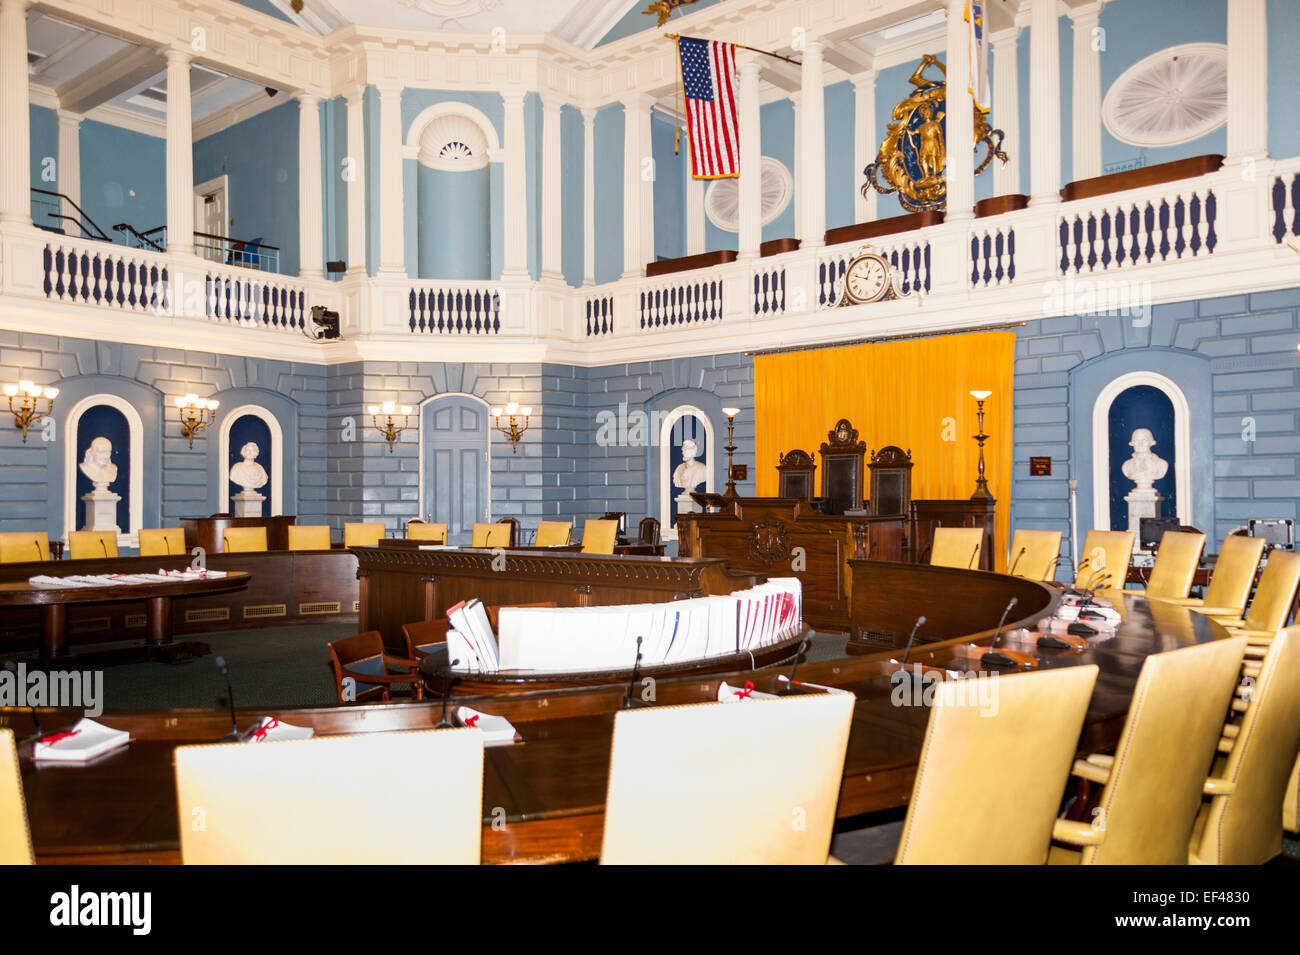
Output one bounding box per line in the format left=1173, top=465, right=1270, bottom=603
left=967, top=544, right=980, bottom=569
left=1007, top=547, right=1027, bottom=577
left=899, top=615, right=927, bottom=666
left=981, top=598, right=1036, bottom=668
left=622, top=636, right=644, bottom=710
left=3, top=661, right=42, bottom=745
left=214, top=656, right=241, bottom=741
left=781, top=637, right=810, bottom=692
left=436, top=659, right=462, bottom=729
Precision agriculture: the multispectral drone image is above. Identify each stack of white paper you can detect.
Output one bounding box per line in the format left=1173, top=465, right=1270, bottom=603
left=446, top=599, right=500, bottom=671
left=244, top=716, right=314, bottom=742
left=33, top=719, right=130, bottom=762
left=453, top=705, right=520, bottom=745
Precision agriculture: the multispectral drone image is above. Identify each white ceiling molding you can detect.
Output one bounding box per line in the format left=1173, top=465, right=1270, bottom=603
left=554, top=0, right=642, bottom=50
left=1103, top=43, right=1228, bottom=148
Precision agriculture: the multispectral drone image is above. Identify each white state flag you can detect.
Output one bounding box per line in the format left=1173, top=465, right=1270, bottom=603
left=967, top=1, right=991, bottom=113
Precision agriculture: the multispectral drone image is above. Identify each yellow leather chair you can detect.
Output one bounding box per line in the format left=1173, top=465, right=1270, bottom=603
left=1209, top=550, right=1300, bottom=651
left=929, top=527, right=983, bottom=569
left=580, top=519, right=619, bottom=556
left=600, top=694, right=855, bottom=864
left=894, top=665, right=1099, bottom=864
left=1075, top=530, right=1135, bottom=590
left=343, top=522, right=384, bottom=548
left=287, top=525, right=332, bottom=551
left=1153, top=534, right=1265, bottom=617
left=470, top=522, right=510, bottom=548
left=1285, top=754, right=1299, bottom=836
left=68, top=530, right=118, bottom=560
left=175, top=729, right=483, bottom=864
left=0, top=531, right=49, bottom=563
left=534, top=520, right=572, bottom=547
left=1049, top=637, right=1247, bottom=864
left=138, top=527, right=185, bottom=557
left=1129, top=530, right=1205, bottom=599
left=1188, top=627, right=1300, bottom=864
left=221, top=526, right=267, bottom=553
left=407, top=521, right=448, bottom=543
left=1007, top=528, right=1062, bottom=581
left=0, top=730, right=33, bottom=865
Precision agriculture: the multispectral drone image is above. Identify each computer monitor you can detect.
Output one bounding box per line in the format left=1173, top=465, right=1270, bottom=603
left=1249, top=518, right=1295, bottom=551
left=1139, top=517, right=1181, bottom=551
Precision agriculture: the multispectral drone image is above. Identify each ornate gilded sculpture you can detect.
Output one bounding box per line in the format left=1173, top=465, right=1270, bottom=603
left=644, top=0, right=700, bottom=27
left=862, top=55, right=1008, bottom=213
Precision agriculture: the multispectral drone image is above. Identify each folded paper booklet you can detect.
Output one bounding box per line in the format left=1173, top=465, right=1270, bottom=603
left=33, top=718, right=130, bottom=762
left=453, top=706, right=521, bottom=745
left=717, top=680, right=778, bottom=702
left=244, top=716, right=314, bottom=743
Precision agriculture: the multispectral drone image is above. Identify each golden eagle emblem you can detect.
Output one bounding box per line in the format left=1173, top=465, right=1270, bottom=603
left=643, top=0, right=700, bottom=28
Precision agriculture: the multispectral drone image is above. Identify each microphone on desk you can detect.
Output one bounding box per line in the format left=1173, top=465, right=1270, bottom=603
left=3, top=661, right=42, bottom=745
left=99, top=537, right=108, bottom=558
left=436, top=660, right=462, bottom=729
left=899, top=615, right=927, bottom=666
left=622, top=636, right=644, bottom=710
left=1007, top=547, right=1027, bottom=577
left=780, top=636, right=810, bottom=692
left=214, top=656, right=241, bottom=742
left=967, top=544, right=980, bottom=569
left=981, top=597, right=1037, bottom=668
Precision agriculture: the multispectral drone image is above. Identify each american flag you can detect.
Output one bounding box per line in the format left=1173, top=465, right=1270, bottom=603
left=676, top=36, right=739, bottom=179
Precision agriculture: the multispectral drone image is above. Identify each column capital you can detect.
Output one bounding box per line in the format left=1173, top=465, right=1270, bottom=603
left=161, top=46, right=192, bottom=66
left=736, top=49, right=762, bottom=78
left=294, top=90, right=321, bottom=109
left=800, top=37, right=824, bottom=59
left=849, top=70, right=875, bottom=93
left=342, top=84, right=367, bottom=106
left=990, top=26, right=1021, bottom=48
left=56, top=109, right=84, bottom=128
left=538, top=92, right=565, bottom=114
left=1066, top=0, right=1105, bottom=22
left=581, top=105, right=598, bottom=126
left=501, top=89, right=527, bottom=109
left=374, top=81, right=404, bottom=99
left=619, top=90, right=654, bottom=112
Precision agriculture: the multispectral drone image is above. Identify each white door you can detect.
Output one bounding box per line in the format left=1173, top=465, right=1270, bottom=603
left=194, top=176, right=228, bottom=262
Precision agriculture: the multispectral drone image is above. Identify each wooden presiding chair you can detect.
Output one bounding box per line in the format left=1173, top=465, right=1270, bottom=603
left=68, top=530, right=118, bottom=560
left=1152, top=534, right=1266, bottom=617
left=637, top=517, right=661, bottom=546
left=1007, top=529, right=1062, bottom=581
left=1130, top=530, right=1206, bottom=599
left=496, top=517, right=520, bottom=547
left=0, top=730, right=33, bottom=865
left=600, top=694, right=855, bottom=864
left=1075, top=529, right=1135, bottom=590
left=174, top=729, right=483, bottom=864
left=929, top=527, right=983, bottom=570
left=287, top=525, right=331, bottom=551
left=1049, top=637, right=1247, bottom=864
left=222, top=526, right=267, bottom=553
left=894, top=665, right=1099, bottom=864
left=0, top=531, right=50, bottom=563
left=326, top=630, right=423, bottom=704
left=407, top=520, right=448, bottom=543
left=402, top=619, right=448, bottom=661
left=534, top=521, right=572, bottom=547
left=138, top=527, right=185, bottom=557
left=581, top=519, right=619, bottom=555
left=343, top=522, right=384, bottom=548
left=470, top=522, right=510, bottom=548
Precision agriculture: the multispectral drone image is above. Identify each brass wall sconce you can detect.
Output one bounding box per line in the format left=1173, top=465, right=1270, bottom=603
left=722, top=406, right=740, bottom=498
left=175, top=394, right=218, bottom=449
left=490, top=401, right=531, bottom=454
left=4, top=380, right=58, bottom=443
left=969, top=390, right=995, bottom=502
left=368, top=400, right=412, bottom=453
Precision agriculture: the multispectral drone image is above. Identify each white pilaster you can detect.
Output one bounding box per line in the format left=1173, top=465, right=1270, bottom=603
left=1028, top=0, right=1062, bottom=205
left=1226, top=0, right=1268, bottom=162
left=0, top=0, right=30, bottom=225
left=991, top=28, right=1021, bottom=196
left=581, top=106, right=596, bottom=285
left=502, top=90, right=529, bottom=279
left=620, top=92, right=654, bottom=278
left=798, top=39, right=826, bottom=248
left=376, top=83, right=406, bottom=276
left=296, top=92, right=323, bottom=279
left=1069, top=3, right=1103, bottom=182
left=164, top=48, right=194, bottom=255
left=344, top=87, right=367, bottom=275
left=57, top=110, right=83, bottom=220
left=945, top=0, right=974, bottom=224
left=737, top=51, right=762, bottom=259
left=851, top=73, right=876, bottom=223
left=540, top=95, right=564, bottom=281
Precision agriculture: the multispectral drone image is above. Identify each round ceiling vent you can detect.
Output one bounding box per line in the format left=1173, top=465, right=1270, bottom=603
left=1102, top=43, right=1228, bottom=148
left=704, top=156, right=793, bottom=232
left=417, top=114, right=490, bottom=171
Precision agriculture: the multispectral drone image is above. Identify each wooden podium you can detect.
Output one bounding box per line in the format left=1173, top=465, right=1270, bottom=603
left=179, top=515, right=298, bottom=553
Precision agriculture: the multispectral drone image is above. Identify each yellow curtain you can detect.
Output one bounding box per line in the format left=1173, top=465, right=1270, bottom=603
left=754, top=331, right=1015, bottom=571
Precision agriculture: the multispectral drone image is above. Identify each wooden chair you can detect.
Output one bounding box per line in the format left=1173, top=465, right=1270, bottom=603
left=1049, top=637, right=1247, bottom=864
left=68, top=530, right=118, bottom=560
left=0, top=730, right=33, bottom=865
left=894, top=665, right=1099, bottom=864
left=534, top=521, right=572, bottom=547
left=470, top=523, right=510, bottom=548
left=287, top=525, right=331, bottom=551
left=1075, top=530, right=1135, bottom=590
left=599, top=511, right=627, bottom=537
left=637, top=517, right=661, bottom=546
left=222, top=526, right=267, bottom=553
left=929, top=527, right=983, bottom=569
left=327, top=630, right=424, bottom=704
left=496, top=517, right=520, bottom=547
left=343, top=522, right=384, bottom=548
left=0, top=531, right=50, bottom=563
left=600, top=694, right=855, bottom=864
left=1007, top=528, right=1062, bottom=581
left=1130, top=530, right=1206, bottom=599
left=581, top=519, right=619, bottom=555
left=138, top=527, right=185, bottom=557
left=174, top=729, right=483, bottom=863
left=1153, top=534, right=1266, bottom=617
left=407, top=521, right=448, bottom=543
left=402, top=619, right=448, bottom=661
left=487, top=601, right=558, bottom=630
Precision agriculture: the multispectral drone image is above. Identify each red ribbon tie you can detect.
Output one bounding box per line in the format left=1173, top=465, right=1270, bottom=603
left=733, top=681, right=754, bottom=700
left=39, top=729, right=81, bottom=745
left=252, top=718, right=280, bottom=741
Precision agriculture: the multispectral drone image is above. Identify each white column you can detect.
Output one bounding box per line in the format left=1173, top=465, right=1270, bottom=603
left=540, top=95, right=563, bottom=281
left=0, top=0, right=30, bottom=225
left=1070, top=3, right=1103, bottom=182
left=737, top=51, right=762, bottom=259
left=344, top=87, right=367, bottom=275
left=945, top=0, right=974, bottom=224
left=581, top=106, right=596, bottom=285
left=501, top=90, right=529, bottom=279
left=852, top=72, right=876, bottom=223
left=164, top=48, right=194, bottom=254
left=1226, top=0, right=1268, bottom=161
left=620, top=92, right=654, bottom=277
left=57, top=111, right=83, bottom=219
left=790, top=91, right=802, bottom=237
left=991, top=29, right=1021, bottom=196
left=376, top=83, right=405, bottom=275
left=296, top=92, right=323, bottom=279
left=1028, top=0, right=1062, bottom=205
left=799, top=39, right=826, bottom=248
left=686, top=171, right=705, bottom=255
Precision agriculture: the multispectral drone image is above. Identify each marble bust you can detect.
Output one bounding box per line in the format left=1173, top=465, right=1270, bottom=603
left=78, top=436, right=117, bottom=491
left=1121, top=428, right=1168, bottom=490
left=230, top=442, right=269, bottom=493
left=672, top=438, right=709, bottom=493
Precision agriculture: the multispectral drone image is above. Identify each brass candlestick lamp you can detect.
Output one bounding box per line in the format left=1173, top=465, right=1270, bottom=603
left=368, top=401, right=412, bottom=453
left=490, top=402, right=531, bottom=454
left=175, top=394, right=219, bottom=448
left=721, top=406, right=740, bottom=498
left=969, top=390, right=995, bottom=502
left=4, top=380, right=58, bottom=443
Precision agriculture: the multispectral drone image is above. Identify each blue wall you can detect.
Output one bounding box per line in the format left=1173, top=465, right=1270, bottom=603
left=322, top=96, right=347, bottom=278
left=561, top=105, right=585, bottom=286
left=760, top=98, right=795, bottom=243
left=417, top=165, right=492, bottom=279
left=594, top=104, right=625, bottom=282
left=652, top=113, right=687, bottom=260
left=29, top=106, right=57, bottom=226
left=824, top=81, right=856, bottom=229
left=78, top=120, right=165, bottom=247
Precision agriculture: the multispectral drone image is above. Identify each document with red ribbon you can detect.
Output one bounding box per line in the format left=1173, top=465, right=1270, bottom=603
left=32, top=718, right=129, bottom=762
left=244, top=716, right=314, bottom=743
left=452, top=705, right=521, bottom=745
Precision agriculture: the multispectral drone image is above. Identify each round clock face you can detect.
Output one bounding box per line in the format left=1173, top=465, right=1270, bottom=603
left=845, top=255, right=890, bottom=303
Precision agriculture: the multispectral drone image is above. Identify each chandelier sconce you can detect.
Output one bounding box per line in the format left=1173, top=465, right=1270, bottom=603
left=368, top=400, right=412, bottom=453
left=175, top=394, right=219, bottom=449
left=969, top=390, right=995, bottom=502
left=490, top=402, right=531, bottom=454
left=4, top=380, right=58, bottom=443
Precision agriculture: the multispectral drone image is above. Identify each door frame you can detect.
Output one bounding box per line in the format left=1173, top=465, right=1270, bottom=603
left=418, top=392, right=493, bottom=530
left=194, top=175, right=229, bottom=256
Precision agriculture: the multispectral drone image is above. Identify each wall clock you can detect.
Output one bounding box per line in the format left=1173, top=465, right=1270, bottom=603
left=836, top=246, right=898, bottom=307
